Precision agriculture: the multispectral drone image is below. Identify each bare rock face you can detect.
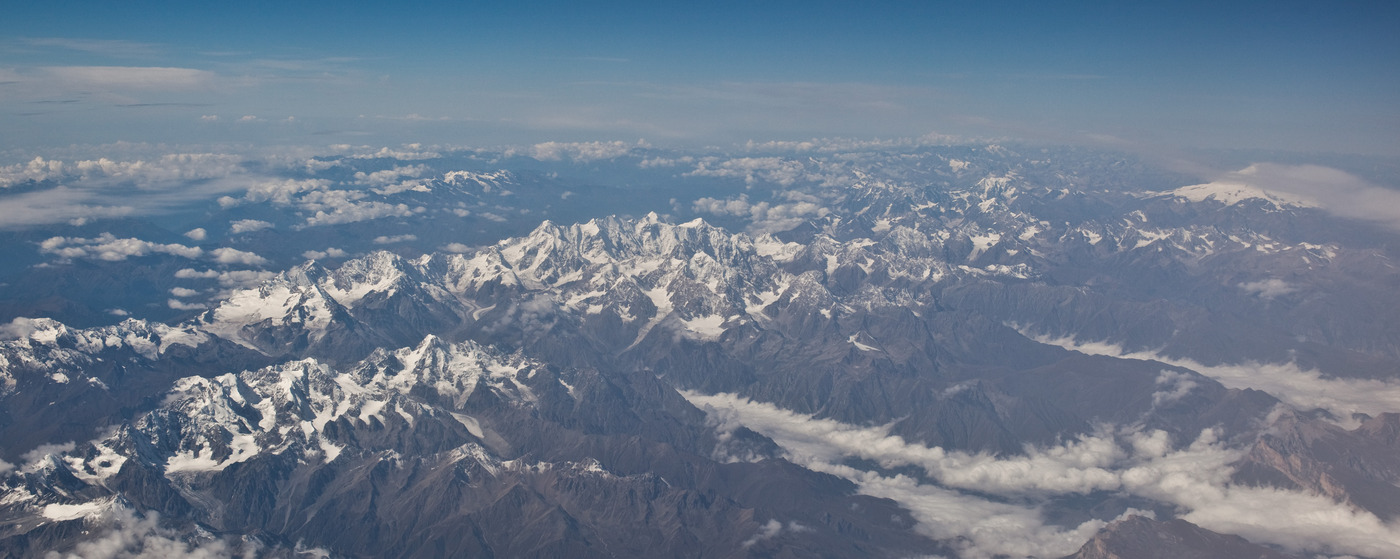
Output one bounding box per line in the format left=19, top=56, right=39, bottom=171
left=1232, top=411, right=1400, bottom=519
left=1063, top=515, right=1298, bottom=559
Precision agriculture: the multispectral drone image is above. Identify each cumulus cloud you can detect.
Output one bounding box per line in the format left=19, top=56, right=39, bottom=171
left=687, top=391, right=1400, bottom=559
left=175, top=269, right=275, bottom=289
left=372, top=234, right=417, bottom=244
left=1034, top=334, right=1400, bottom=427
left=0, top=154, right=244, bottom=189
left=686, top=157, right=811, bottom=186
left=1152, top=370, right=1199, bottom=407
left=353, top=165, right=427, bottom=187
left=183, top=228, right=207, bottom=241
left=334, top=144, right=442, bottom=161
left=169, top=287, right=200, bottom=298
left=441, top=243, right=472, bottom=253
left=0, top=317, right=64, bottom=341
left=227, top=219, right=273, bottom=234
left=692, top=193, right=830, bottom=232
left=46, top=507, right=239, bottom=559
left=21, top=441, right=76, bottom=472
left=741, top=519, right=810, bottom=548
left=209, top=248, right=268, bottom=266
left=302, top=200, right=415, bottom=227
left=39, top=234, right=203, bottom=261
left=167, top=299, right=207, bottom=311
left=1239, top=278, right=1296, bottom=299
left=237, top=178, right=330, bottom=205
left=688, top=392, right=1109, bottom=558
left=0, top=154, right=256, bottom=227
left=301, top=248, right=347, bottom=260
left=512, top=140, right=641, bottom=162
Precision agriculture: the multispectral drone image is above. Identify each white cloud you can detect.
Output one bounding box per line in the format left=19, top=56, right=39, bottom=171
left=173, top=269, right=276, bottom=290
left=0, top=189, right=138, bottom=228
left=334, top=144, right=441, bottom=160
left=692, top=193, right=830, bottom=232
left=372, top=234, right=417, bottom=244
left=1152, top=370, right=1199, bottom=407
left=211, top=270, right=275, bottom=288
left=42, top=66, right=215, bottom=90
left=19, top=37, right=162, bottom=58
left=0, top=154, right=244, bottom=189
left=1239, top=278, right=1296, bottom=299
left=687, top=391, right=1400, bottom=559
left=441, top=243, right=472, bottom=253
left=1212, top=163, right=1400, bottom=230
left=39, top=234, right=203, bottom=261
left=228, top=219, right=273, bottom=234
left=686, top=157, right=810, bottom=186
left=0, top=153, right=257, bottom=227
left=21, top=441, right=76, bottom=472
left=742, top=134, right=959, bottom=154
left=740, top=519, right=809, bottom=548
left=0, top=156, right=65, bottom=188
left=183, top=228, right=207, bottom=241
left=167, top=299, right=207, bottom=311
left=742, top=519, right=784, bottom=548
left=239, top=178, right=330, bottom=205
left=512, top=140, right=640, bottom=162
left=169, top=287, right=199, bottom=298
left=209, top=248, right=268, bottom=266
left=301, top=248, right=347, bottom=260
left=1034, top=334, right=1400, bottom=427
left=46, top=507, right=238, bottom=559
left=638, top=155, right=694, bottom=168
left=173, top=268, right=220, bottom=279
left=353, top=165, right=427, bottom=187
left=303, top=158, right=340, bottom=173
left=688, top=392, right=1107, bottom=558
left=302, top=199, right=415, bottom=227
left=0, top=317, right=61, bottom=341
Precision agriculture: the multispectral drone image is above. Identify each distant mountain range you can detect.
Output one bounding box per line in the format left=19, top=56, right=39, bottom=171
left=2, top=142, right=1398, bottom=557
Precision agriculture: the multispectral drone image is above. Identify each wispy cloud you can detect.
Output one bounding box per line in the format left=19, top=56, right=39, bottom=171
left=13, top=37, right=162, bottom=58
left=1031, top=333, right=1400, bottom=426
left=0, top=153, right=259, bottom=228
left=1215, top=163, right=1400, bottom=230
left=42, top=66, right=216, bottom=90
left=48, top=506, right=240, bottom=558
left=39, top=234, right=203, bottom=261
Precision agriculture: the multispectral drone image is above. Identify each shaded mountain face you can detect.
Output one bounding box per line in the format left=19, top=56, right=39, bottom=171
left=1061, top=515, right=1300, bottom=559
left=1, top=143, right=1398, bottom=558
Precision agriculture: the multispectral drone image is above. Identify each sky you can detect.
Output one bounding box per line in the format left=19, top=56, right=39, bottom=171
left=1, top=1, right=1397, bottom=156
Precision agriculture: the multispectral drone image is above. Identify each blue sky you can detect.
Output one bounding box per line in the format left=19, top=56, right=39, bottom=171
left=1, top=1, right=1397, bottom=155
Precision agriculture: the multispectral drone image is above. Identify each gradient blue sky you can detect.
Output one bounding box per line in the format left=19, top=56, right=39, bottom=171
left=2, top=1, right=1397, bottom=155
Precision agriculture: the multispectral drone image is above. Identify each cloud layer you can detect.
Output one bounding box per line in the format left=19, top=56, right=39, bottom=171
left=686, top=391, right=1400, bottom=559
left=1033, top=334, right=1400, bottom=426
